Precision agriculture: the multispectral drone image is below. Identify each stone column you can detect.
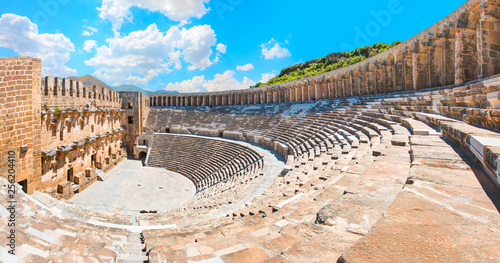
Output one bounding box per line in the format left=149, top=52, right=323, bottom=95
left=478, top=3, right=500, bottom=78
left=426, top=38, right=443, bottom=88
left=439, top=36, right=456, bottom=86
left=303, top=82, right=309, bottom=101
left=365, top=70, right=374, bottom=95
left=376, top=62, right=387, bottom=94
left=327, top=77, right=333, bottom=98
left=295, top=85, right=301, bottom=101
left=403, top=52, right=414, bottom=90
left=333, top=77, right=340, bottom=98
left=326, top=81, right=331, bottom=99
left=412, top=43, right=429, bottom=90
left=338, top=75, right=345, bottom=97
left=356, top=72, right=363, bottom=95
left=455, top=29, right=478, bottom=85
left=347, top=71, right=355, bottom=97
left=320, top=81, right=326, bottom=99
left=315, top=81, right=321, bottom=99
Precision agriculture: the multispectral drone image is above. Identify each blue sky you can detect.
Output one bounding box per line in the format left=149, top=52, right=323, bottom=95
left=0, top=0, right=464, bottom=92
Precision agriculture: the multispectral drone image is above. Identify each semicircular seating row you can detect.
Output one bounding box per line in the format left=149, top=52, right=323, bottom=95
left=147, top=134, right=264, bottom=194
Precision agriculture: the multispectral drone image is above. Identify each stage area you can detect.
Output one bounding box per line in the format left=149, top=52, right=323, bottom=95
left=69, top=159, right=196, bottom=213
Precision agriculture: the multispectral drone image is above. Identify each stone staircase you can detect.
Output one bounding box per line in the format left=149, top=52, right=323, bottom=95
left=117, top=232, right=148, bottom=263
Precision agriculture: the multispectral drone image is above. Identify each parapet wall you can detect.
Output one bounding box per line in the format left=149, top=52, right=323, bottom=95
left=42, top=76, right=122, bottom=110
left=150, top=0, right=500, bottom=107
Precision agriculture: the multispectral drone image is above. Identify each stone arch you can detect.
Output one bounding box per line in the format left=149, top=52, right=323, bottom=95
left=385, top=53, right=396, bottom=93
left=210, top=94, right=215, bottom=106
left=273, top=87, right=279, bottom=103
left=216, top=94, right=221, bottom=106
left=256, top=90, right=262, bottom=104
left=298, top=82, right=305, bottom=102
left=293, top=83, right=300, bottom=102
left=279, top=86, right=285, bottom=103
left=235, top=92, right=240, bottom=105
left=310, top=79, right=317, bottom=100
left=376, top=60, right=388, bottom=94
left=335, top=73, right=343, bottom=97
left=230, top=92, right=236, bottom=105
left=242, top=91, right=248, bottom=105
left=368, top=62, right=378, bottom=94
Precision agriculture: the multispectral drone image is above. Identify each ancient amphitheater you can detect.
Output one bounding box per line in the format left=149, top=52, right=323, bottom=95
left=1, top=0, right=500, bottom=262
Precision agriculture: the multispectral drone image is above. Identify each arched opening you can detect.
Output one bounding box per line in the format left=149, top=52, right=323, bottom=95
left=138, top=151, right=147, bottom=166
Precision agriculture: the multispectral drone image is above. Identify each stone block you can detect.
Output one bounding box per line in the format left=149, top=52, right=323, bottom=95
left=57, top=181, right=71, bottom=194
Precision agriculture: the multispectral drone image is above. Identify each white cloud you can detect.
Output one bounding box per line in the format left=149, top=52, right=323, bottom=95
left=203, top=70, right=255, bottom=92
left=178, top=20, right=191, bottom=27
left=236, top=63, right=254, bottom=71
left=216, top=43, right=226, bottom=54
left=164, top=71, right=256, bottom=93
left=87, top=26, right=98, bottom=33
left=98, top=0, right=210, bottom=33
left=260, top=72, right=276, bottom=83
left=178, top=25, right=217, bottom=70
left=83, top=40, right=97, bottom=52
left=82, top=26, right=98, bottom=36
left=0, top=14, right=76, bottom=77
left=165, top=75, right=206, bottom=93
left=85, top=23, right=219, bottom=85
left=261, top=39, right=291, bottom=59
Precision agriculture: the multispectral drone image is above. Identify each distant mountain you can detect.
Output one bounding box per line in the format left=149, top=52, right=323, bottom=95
left=67, top=75, right=181, bottom=95
left=112, top=85, right=153, bottom=95
left=67, top=75, right=113, bottom=90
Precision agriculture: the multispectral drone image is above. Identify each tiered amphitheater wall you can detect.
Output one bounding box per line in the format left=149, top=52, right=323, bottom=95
left=148, top=0, right=500, bottom=107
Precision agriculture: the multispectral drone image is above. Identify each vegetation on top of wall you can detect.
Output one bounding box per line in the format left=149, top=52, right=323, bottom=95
left=251, top=41, right=402, bottom=88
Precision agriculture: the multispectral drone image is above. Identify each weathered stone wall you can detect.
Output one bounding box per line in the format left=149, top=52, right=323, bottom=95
left=39, top=108, right=125, bottom=195
left=120, top=92, right=150, bottom=153
left=0, top=57, right=42, bottom=194
left=41, top=76, right=122, bottom=110
left=149, top=0, right=500, bottom=108
left=0, top=57, right=127, bottom=197
left=39, top=78, right=126, bottom=198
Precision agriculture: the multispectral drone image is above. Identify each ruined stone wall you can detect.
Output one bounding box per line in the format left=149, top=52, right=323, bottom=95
left=41, top=76, right=122, bottom=110
left=149, top=0, right=500, bottom=108
left=39, top=108, right=125, bottom=196
left=39, top=77, right=126, bottom=198
left=120, top=92, right=150, bottom=153
left=0, top=57, right=127, bottom=197
left=0, top=57, right=42, bottom=194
